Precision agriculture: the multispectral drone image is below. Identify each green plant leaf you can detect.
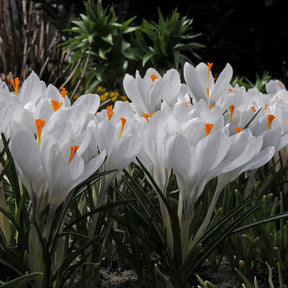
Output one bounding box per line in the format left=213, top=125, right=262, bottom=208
left=0, top=272, right=43, bottom=287
left=142, top=52, right=154, bottom=67
left=101, top=34, right=113, bottom=45
left=235, top=267, right=253, bottom=288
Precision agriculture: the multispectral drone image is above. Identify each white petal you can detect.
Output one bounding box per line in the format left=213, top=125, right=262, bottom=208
left=184, top=62, right=208, bottom=103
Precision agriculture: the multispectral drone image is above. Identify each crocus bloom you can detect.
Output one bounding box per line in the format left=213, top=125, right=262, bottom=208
left=123, top=68, right=182, bottom=117
left=10, top=113, right=106, bottom=224
left=184, top=62, right=233, bottom=107
left=91, top=101, right=141, bottom=188
left=2, top=72, right=46, bottom=137
left=137, top=105, right=181, bottom=194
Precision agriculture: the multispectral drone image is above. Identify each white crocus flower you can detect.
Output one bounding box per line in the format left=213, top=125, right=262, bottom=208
left=88, top=100, right=141, bottom=205
left=10, top=114, right=106, bottom=227
left=0, top=81, right=14, bottom=135
left=39, top=93, right=100, bottom=142
left=136, top=105, right=180, bottom=255
left=137, top=105, right=180, bottom=194
left=87, top=102, right=141, bottom=238
left=190, top=128, right=268, bottom=247
left=168, top=129, right=231, bottom=219
left=35, top=84, right=71, bottom=122
left=265, top=79, right=286, bottom=95
left=10, top=72, right=46, bottom=135
left=123, top=68, right=182, bottom=117
left=167, top=128, right=231, bottom=261
left=184, top=61, right=233, bottom=107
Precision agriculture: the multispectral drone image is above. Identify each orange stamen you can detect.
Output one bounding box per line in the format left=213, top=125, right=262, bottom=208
left=11, top=77, right=20, bottom=96
left=150, top=112, right=156, bottom=117
left=186, top=102, right=190, bottom=107
left=206, top=62, right=213, bottom=99
left=236, top=127, right=243, bottom=134
left=251, top=106, right=257, bottom=113
left=150, top=74, right=158, bottom=82
left=206, top=87, right=210, bottom=99
left=60, top=87, right=67, bottom=98
left=209, top=106, right=213, bottom=110
left=68, top=145, right=79, bottom=164
left=143, top=113, right=149, bottom=123
left=265, top=104, right=268, bottom=111
left=35, top=119, right=46, bottom=146
left=107, top=105, right=113, bottom=120
left=278, top=82, right=282, bottom=88
left=228, top=88, right=233, bottom=92
left=205, top=123, right=214, bottom=136
left=229, top=105, right=235, bottom=122
left=120, top=118, right=127, bottom=137
left=266, top=114, right=276, bottom=130
left=51, top=100, right=63, bottom=112
left=207, top=62, right=213, bottom=76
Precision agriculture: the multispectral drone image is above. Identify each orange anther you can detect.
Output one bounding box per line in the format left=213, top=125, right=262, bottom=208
left=107, top=105, right=113, bottom=120
left=35, top=119, right=46, bottom=146
left=205, top=123, right=214, bottom=136
left=206, top=87, right=210, bottom=99
left=229, top=105, right=235, bottom=122
left=120, top=118, right=127, bottom=137
left=11, top=77, right=20, bottom=96
left=236, top=127, right=243, bottom=134
left=150, top=74, right=158, bottom=82
left=207, top=62, right=213, bottom=72
left=68, top=145, right=79, bottom=164
left=266, top=114, right=276, bottom=130
left=143, top=113, right=149, bottom=123
left=60, top=87, right=67, bottom=98
left=51, top=100, right=63, bottom=112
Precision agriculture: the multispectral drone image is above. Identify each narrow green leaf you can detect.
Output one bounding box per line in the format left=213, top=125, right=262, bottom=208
left=101, top=34, right=113, bottom=45
left=0, top=272, right=43, bottom=287
left=233, top=212, right=288, bottom=234
left=99, top=48, right=108, bottom=60
left=235, top=268, right=253, bottom=288
left=142, top=52, right=154, bottom=67
left=277, top=262, right=284, bottom=288
left=266, top=262, right=275, bottom=288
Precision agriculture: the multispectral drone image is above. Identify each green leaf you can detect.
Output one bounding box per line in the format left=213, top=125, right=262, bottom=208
left=232, top=212, right=288, bottom=234
left=0, top=272, right=43, bottom=287
left=277, top=262, right=284, bottom=288
left=142, top=51, right=154, bottom=67
left=99, top=48, right=108, bottom=60
left=235, top=268, right=253, bottom=288
left=101, top=34, right=113, bottom=45
left=266, top=262, right=275, bottom=288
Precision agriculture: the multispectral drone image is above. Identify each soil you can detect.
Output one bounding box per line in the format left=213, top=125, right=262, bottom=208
left=196, top=257, right=242, bottom=288
left=97, top=267, right=137, bottom=288
left=97, top=257, right=243, bottom=288
left=97, top=256, right=288, bottom=287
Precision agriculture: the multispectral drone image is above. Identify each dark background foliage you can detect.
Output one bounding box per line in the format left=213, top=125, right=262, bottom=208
left=103, top=0, right=288, bottom=83
left=1, top=0, right=287, bottom=85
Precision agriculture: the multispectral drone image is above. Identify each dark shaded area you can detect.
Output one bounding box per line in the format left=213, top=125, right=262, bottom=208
left=104, top=0, right=288, bottom=83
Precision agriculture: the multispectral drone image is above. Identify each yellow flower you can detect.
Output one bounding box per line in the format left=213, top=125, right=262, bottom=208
left=100, top=92, right=108, bottom=102
left=121, top=95, right=128, bottom=101
left=97, top=86, right=106, bottom=93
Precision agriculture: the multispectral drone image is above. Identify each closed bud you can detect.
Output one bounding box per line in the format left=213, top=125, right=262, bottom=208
left=239, top=260, right=245, bottom=268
